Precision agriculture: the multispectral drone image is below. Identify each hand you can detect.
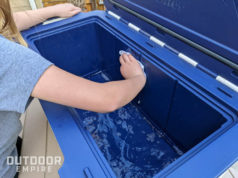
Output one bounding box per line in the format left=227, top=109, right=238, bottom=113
left=51, top=3, right=81, bottom=18
left=119, top=54, right=146, bottom=82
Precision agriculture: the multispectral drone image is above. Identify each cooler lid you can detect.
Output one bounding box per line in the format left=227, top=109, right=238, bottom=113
left=104, top=0, right=238, bottom=71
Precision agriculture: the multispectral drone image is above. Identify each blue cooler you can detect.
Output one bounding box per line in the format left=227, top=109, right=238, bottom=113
left=22, top=0, right=238, bottom=177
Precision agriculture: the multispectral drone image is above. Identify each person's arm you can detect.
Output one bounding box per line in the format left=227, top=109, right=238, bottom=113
left=13, top=3, right=81, bottom=31
left=31, top=54, right=146, bottom=113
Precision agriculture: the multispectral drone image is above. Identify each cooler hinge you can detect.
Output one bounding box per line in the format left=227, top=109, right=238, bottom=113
left=150, top=36, right=165, bottom=47
left=216, top=76, right=238, bottom=93
left=107, top=11, right=198, bottom=67
left=107, top=10, right=238, bottom=93
left=108, top=11, right=121, bottom=20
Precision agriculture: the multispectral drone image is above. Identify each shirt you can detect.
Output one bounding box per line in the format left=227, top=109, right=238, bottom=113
left=0, top=36, right=52, bottom=178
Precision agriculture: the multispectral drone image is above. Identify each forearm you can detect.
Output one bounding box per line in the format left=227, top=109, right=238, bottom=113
left=32, top=66, right=145, bottom=113
left=13, top=4, right=81, bottom=31
left=102, top=76, right=146, bottom=109
left=13, top=6, right=56, bottom=31
left=72, top=76, right=145, bottom=112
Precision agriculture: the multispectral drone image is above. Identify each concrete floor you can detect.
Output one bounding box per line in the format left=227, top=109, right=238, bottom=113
left=19, top=99, right=63, bottom=178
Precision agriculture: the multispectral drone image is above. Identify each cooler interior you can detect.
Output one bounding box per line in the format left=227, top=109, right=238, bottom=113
left=33, top=22, right=228, bottom=177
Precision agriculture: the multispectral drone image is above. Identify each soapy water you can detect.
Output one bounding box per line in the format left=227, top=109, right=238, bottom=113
left=76, top=71, right=182, bottom=178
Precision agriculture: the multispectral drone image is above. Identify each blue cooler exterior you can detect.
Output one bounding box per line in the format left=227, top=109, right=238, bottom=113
left=22, top=1, right=238, bottom=177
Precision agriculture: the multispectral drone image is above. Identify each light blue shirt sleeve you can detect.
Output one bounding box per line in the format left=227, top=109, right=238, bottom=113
left=0, top=36, right=53, bottom=178
left=0, top=36, right=53, bottom=113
